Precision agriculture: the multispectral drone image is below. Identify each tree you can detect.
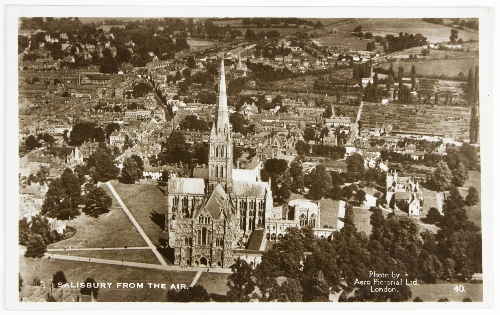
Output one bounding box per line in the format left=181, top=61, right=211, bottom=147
left=304, top=127, right=316, bottom=143
left=226, top=258, right=255, bottom=302
left=80, top=278, right=99, bottom=300
left=42, top=177, right=80, bottom=220
left=431, top=161, right=453, bottom=191
left=308, top=165, right=331, bottom=200
left=450, top=29, right=459, bottom=43
left=19, top=274, right=23, bottom=292
left=452, top=162, right=468, bottom=187
left=105, top=122, right=120, bottom=139
left=162, top=131, right=190, bottom=163
left=295, top=140, right=310, bottom=156
left=346, top=153, right=365, bottom=181
left=52, top=271, right=68, bottom=288
left=166, top=285, right=211, bottom=302
left=355, top=189, right=367, bottom=205
left=87, top=148, right=119, bottom=182
left=414, top=297, right=424, bottom=302
left=424, top=207, right=443, bottom=225
left=121, top=157, right=141, bottom=183
left=264, top=159, right=288, bottom=176
left=290, top=159, right=304, bottom=192
left=70, top=122, right=105, bottom=146
left=465, top=187, right=479, bottom=206
left=268, top=277, right=303, bottom=302
left=83, top=187, right=112, bottom=218
left=132, top=82, right=152, bottom=98
left=25, top=135, right=41, bottom=150
left=24, top=234, right=47, bottom=258
left=229, top=112, right=249, bottom=135
left=302, top=271, right=330, bottom=302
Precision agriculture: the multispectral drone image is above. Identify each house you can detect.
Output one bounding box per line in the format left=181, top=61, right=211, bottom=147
left=386, top=170, right=423, bottom=216
left=80, top=74, right=111, bottom=86
left=109, top=131, right=126, bottom=149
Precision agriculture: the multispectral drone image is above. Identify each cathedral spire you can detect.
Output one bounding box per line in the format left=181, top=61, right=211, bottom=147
left=216, top=57, right=230, bottom=132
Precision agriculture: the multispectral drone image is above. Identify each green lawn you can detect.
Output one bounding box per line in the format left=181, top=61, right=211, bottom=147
left=353, top=207, right=374, bottom=235
left=110, top=181, right=166, bottom=249
left=19, top=256, right=196, bottom=302
left=47, top=185, right=147, bottom=249
left=319, top=198, right=340, bottom=229
left=48, top=249, right=161, bottom=265
left=196, top=272, right=230, bottom=295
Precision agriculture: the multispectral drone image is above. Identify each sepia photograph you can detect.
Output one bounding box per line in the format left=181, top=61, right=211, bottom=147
left=5, top=4, right=493, bottom=311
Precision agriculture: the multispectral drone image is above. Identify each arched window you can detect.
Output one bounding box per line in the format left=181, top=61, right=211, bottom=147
left=202, top=227, right=207, bottom=245
left=184, top=237, right=191, bottom=246
left=199, top=215, right=203, bottom=224
left=249, top=209, right=253, bottom=217
left=197, top=230, right=201, bottom=245
left=299, top=214, right=307, bottom=227
left=182, top=197, right=188, bottom=207
left=173, top=196, right=179, bottom=206
left=309, top=214, right=316, bottom=227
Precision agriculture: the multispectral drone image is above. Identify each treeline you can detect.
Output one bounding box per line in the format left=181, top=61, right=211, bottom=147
left=246, top=61, right=296, bottom=82
left=244, top=29, right=281, bottom=41
left=376, top=32, right=427, bottom=53
left=467, top=67, right=479, bottom=144
left=241, top=17, right=322, bottom=28
left=172, top=189, right=481, bottom=302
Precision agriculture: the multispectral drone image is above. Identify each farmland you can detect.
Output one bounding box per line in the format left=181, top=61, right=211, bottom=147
left=326, top=18, right=479, bottom=43
left=378, top=57, right=478, bottom=79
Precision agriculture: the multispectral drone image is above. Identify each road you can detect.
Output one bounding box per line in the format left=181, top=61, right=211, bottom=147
left=44, top=253, right=232, bottom=275
left=47, top=247, right=150, bottom=252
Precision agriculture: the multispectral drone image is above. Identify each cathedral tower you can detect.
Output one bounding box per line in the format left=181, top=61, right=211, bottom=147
left=208, top=57, right=233, bottom=193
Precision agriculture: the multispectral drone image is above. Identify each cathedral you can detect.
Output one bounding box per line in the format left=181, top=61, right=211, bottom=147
left=165, top=58, right=273, bottom=268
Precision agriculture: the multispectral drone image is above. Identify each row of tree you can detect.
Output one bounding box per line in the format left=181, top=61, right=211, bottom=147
left=177, top=186, right=481, bottom=302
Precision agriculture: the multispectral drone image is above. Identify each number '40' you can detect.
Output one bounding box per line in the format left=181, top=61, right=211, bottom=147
left=454, top=285, right=465, bottom=293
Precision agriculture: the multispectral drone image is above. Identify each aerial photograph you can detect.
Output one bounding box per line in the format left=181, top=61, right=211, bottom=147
left=15, top=15, right=483, bottom=304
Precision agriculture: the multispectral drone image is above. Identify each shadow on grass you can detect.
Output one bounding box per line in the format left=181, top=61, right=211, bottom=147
left=150, top=211, right=165, bottom=230
left=156, top=240, right=175, bottom=264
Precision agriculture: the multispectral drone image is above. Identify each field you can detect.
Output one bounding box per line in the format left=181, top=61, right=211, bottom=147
left=327, top=18, right=479, bottom=43
left=46, top=185, right=147, bottom=249
left=47, top=249, right=161, bottom=265
left=315, top=35, right=371, bottom=51
left=233, top=27, right=304, bottom=37
left=110, top=181, right=167, bottom=249
left=186, top=38, right=218, bottom=48
left=270, top=68, right=352, bottom=93
left=19, top=257, right=196, bottom=302
left=353, top=207, right=376, bottom=235
left=379, top=57, right=478, bottom=79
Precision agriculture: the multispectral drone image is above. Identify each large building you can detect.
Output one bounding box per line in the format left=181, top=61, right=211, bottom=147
left=165, top=59, right=273, bottom=268
left=164, top=58, right=336, bottom=268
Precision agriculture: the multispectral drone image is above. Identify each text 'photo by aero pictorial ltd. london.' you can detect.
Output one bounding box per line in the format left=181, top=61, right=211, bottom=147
left=6, top=5, right=492, bottom=310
